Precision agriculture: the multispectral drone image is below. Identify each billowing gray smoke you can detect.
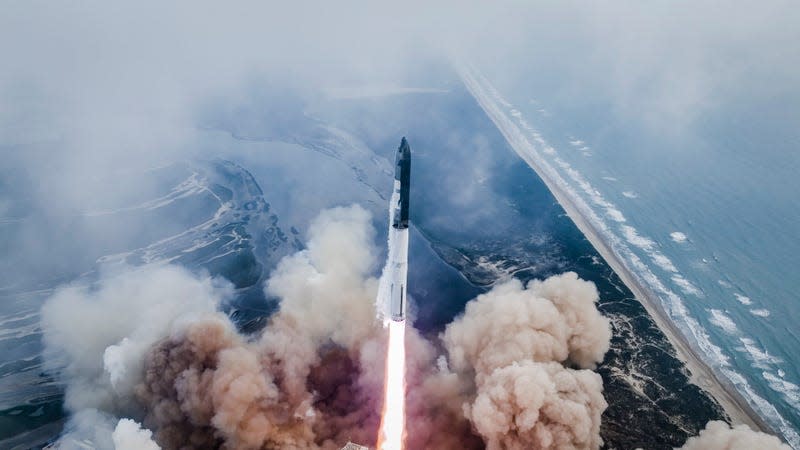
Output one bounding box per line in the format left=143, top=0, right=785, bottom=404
left=42, top=205, right=785, bottom=450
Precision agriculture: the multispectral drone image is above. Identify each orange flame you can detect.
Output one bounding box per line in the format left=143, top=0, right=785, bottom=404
left=376, top=320, right=406, bottom=450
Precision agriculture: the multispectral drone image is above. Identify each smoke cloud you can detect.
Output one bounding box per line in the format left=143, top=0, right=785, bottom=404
left=442, top=274, right=611, bottom=376
left=53, top=205, right=792, bottom=450
left=52, top=409, right=117, bottom=450
left=677, top=421, right=790, bottom=450
left=437, top=274, right=610, bottom=450
left=51, top=409, right=159, bottom=450
left=41, top=265, right=232, bottom=415
left=130, top=205, right=385, bottom=449
left=112, top=419, right=161, bottom=450
left=467, top=361, right=605, bottom=450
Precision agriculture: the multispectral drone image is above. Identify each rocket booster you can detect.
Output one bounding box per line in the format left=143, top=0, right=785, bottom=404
left=388, top=137, right=411, bottom=322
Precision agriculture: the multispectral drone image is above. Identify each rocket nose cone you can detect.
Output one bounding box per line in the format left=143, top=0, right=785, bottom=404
left=395, top=137, right=410, bottom=169
left=399, top=137, right=410, bottom=154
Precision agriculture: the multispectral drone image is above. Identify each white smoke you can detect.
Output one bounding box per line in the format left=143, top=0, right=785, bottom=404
left=677, top=420, right=790, bottom=450
left=49, top=410, right=160, bottom=450
left=50, top=409, right=116, bottom=450
left=265, top=204, right=381, bottom=348
left=113, top=419, right=161, bottom=450
left=41, top=264, right=232, bottom=413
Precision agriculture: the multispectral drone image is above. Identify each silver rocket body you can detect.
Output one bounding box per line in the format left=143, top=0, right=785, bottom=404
left=387, top=137, right=411, bottom=322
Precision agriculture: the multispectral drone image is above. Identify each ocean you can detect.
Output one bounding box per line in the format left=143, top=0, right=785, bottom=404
left=459, top=63, right=800, bottom=446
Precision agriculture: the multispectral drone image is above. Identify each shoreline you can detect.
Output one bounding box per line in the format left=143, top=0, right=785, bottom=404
left=457, top=65, right=773, bottom=435
left=557, top=193, right=770, bottom=433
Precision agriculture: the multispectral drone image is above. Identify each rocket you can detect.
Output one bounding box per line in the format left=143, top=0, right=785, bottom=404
left=387, top=137, right=411, bottom=322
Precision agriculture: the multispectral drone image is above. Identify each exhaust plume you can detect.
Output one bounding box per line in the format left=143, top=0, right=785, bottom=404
left=133, top=205, right=385, bottom=449
left=51, top=409, right=159, bottom=450
left=41, top=265, right=231, bottom=415
left=442, top=274, right=611, bottom=376
left=677, top=421, right=790, bottom=450
left=43, top=205, right=620, bottom=449
left=52, top=409, right=117, bottom=450
left=467, top=361, right=605, bottom=449
left=112, top=419, right=161, bottom=450
left=439, top=274, right=611, bottom=450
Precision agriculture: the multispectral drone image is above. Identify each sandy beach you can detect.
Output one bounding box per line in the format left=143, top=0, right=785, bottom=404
left=554, top=191, right=770, bottom=432
left=458, top=64, right=772, bottom=435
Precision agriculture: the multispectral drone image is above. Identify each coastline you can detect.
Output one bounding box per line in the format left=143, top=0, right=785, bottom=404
left=457, top=65, right=772, bottom=435
left=555, top=193, right=770, bottom=432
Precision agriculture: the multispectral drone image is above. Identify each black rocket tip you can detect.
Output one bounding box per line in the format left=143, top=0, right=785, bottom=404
left=400, top=136, right=408, bottom=147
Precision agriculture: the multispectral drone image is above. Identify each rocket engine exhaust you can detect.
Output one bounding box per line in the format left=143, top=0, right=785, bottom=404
left=377, top=138, right=411, bottom=450
left=377, top=320, right=406, bottom=450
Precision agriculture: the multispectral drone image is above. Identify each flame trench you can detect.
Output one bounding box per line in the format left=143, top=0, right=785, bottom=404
left=377, top=320, right=406, bottom=450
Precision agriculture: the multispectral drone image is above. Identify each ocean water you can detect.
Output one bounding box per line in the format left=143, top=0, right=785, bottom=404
left=460, top=65, right=800, bottom=446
